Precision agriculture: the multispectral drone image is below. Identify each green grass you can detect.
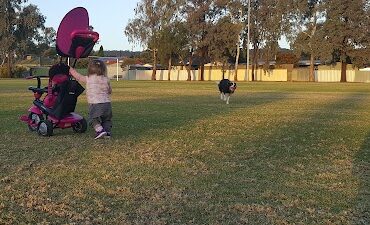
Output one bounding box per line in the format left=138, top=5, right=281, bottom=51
left=0, top=80, right=369, bottom=224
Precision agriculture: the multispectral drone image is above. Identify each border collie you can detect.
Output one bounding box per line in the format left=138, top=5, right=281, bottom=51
left=218, top=79, right=237, bottom=104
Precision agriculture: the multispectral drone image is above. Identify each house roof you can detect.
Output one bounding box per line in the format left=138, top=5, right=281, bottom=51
left=91, top=57, right=124, bottom=65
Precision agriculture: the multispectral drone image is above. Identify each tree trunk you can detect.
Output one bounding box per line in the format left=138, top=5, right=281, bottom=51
left=309, top=54, right=315, bottom=82
left=151, top=49, right=157, bottom=80
left=7, top=54, right=11, bottom=78
left=199, top=65, right=205, bottom=81
left=251, top=64, right=255, bottom=81
left=234, top=44, right=240, bottom=81
left=252, top=48, right=259, bottom=81
left=167, top=56, right=172, bottom=81
left=341, top=61, right=347, bottom=82
left=187, top=56, right=193, bottom=81
left=179, top=55, right=192, bottom=81
left=199, top=47, right=206, bottom=81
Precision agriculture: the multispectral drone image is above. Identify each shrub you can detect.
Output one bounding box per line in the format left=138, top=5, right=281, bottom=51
left=75, top=58, right=89, bottom=69
left=0, top=66, right=10, bottom=78
left=0, top=65, right=29, bottom=78
left=13, top=66, right=29, bottom=78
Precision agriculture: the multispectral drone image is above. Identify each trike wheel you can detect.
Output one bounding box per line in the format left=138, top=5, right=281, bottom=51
left=72, top=118, right=87, bottom=133
left=37, top=120, right=53, bottom=136
left=28, top=113, right=43, bottom=132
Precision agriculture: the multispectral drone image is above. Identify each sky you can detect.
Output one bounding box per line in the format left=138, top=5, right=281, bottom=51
left=27, top=0, right=141, bottom=51
left=27, top=0, right=289, bottom=51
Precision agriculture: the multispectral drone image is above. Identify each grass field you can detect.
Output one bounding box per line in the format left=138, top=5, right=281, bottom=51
left=0, top=79, right=369, bottom=224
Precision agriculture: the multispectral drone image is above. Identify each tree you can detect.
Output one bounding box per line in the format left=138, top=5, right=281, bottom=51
left=243, top=0, right=286, bottom=81
left=0, top=1, right=45, bottom=77
left=125, top=0, right=165, bottom=80
left=42, top=47, right=57, bottom=59
left=288, top=0, right=326, bottom=82
left=181, top=0, right=244, bottom=81
left=232, top=0, right=246, bottom=81
left=39, top=27, right=56, bottom=56
left=320, top=0, right=369, bottom=82
left=155, top=0, right=183, bottom=81
left=0, top=0, right=18, bottom=76
left=183, top=0, right=213, bottom=81
left=169, top=21, right=193, bottom=81
left=246, top=0, right=288, bottom=80
left=121, top=57, right=142, bottom=69
left=207, top=16, right=242, bottom=78
left=219, top=0, right=245, bottom=81
left=158, top=23, right=184, bottom=81
left=14, top=4, right=45, bottom=57
left=276, top=51, right=300, bottom=65
left=97, top=45, right=105, bottom=57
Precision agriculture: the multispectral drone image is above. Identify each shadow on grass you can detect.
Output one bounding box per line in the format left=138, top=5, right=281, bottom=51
left=189, top=93, right=369, bottom=224
left=353, top=132, right=370, bottom=224
left=112, top=92, right=289, bottom=141
left=0, top=90, right=293, bottom=224
left=1, top=92, right=288, bottom=175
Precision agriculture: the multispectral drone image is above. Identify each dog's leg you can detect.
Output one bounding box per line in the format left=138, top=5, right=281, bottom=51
left=220, top=92, right=224, bottom=100
left=225, top=93, right=230, bottom=104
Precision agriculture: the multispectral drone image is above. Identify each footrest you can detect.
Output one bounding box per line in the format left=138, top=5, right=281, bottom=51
left=20, top=114, right=29, bottom=122
left=33, top=99, right=53, bottom=115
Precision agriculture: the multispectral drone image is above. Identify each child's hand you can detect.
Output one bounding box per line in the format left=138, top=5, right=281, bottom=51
left=68, top=68, right=87, bottom=83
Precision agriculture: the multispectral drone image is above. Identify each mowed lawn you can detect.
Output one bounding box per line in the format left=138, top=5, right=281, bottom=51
left=0, top=79, right=369, bottom=224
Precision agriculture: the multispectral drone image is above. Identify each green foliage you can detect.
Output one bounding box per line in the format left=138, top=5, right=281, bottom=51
left=42, top=47, right=57, bottom=58
left=13, top=3, right=46, bottom=58
left=13, top=65, right=28, bottom=78
left=0, top=1, right=52, bottom=75
left=288, top=0, right=370, bottom=81
left=97, top=45, right=105, bottom=57
left=0, top=65, right=27, bottom=78
left=276, top=51, right=300, bottom=65
left=75, top=58, right=90, bottom=69
left=138, top=51, right=152, bottom=64
left=121, top=57, right=142, bottom=69
left=247, top=0, right=288, bottom=73
left=0, top=66, right=10, bottom=78
left=207, top=16, right=242, bottom=65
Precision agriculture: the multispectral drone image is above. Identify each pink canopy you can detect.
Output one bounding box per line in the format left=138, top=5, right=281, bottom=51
left=56, top=7, right=99, bottom=58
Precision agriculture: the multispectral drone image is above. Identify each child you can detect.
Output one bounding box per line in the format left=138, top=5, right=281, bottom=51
left=69, top=59, right=112, bottom=139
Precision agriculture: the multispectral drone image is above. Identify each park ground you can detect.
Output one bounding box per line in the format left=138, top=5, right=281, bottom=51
left=0, top=80, right=369, bottom=224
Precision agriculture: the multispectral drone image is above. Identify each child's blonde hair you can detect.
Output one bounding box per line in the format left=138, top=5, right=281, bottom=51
left=88, top=59, right=107, bottom=76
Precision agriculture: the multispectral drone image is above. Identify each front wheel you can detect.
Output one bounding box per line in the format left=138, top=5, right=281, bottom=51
left=28, top=113, right=43, bottom=132
left=72, top=118, right=87, bottom=133
left=37, top=120, right=53, bottom=136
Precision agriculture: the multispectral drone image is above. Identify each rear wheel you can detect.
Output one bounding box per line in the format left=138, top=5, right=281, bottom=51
left=72, top=118, right=87, bottom=133
left=37, top=120, right=53, bottom=136
left=28, top=113, right=43, bottom=132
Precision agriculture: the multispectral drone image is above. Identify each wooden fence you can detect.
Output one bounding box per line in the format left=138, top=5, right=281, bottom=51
left=118, top=68, right=288, bottom=81
left=112, top=66, right=370, bottom=83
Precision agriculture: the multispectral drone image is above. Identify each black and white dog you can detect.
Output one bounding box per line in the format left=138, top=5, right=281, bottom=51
left=218, top=79, right=237, bottom=104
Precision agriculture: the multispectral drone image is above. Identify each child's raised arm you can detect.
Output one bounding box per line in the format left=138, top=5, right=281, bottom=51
left=108, top=82, right=112, bottom=94
left=69, top=68, right=87, bottom=83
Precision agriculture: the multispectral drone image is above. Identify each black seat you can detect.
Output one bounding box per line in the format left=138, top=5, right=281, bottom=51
left=51, top=79, right=85, bottom=119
